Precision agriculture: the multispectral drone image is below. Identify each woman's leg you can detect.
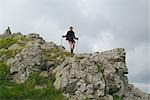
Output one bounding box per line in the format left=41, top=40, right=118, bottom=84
left=68, top=41, right=74, bottom=53
left=72, top=42, right=75, bottom=49
left=68, top=41, right=73, bottom=52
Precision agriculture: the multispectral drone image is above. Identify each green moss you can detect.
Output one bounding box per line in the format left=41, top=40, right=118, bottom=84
left=0, top=61, right=64, bottom=100
left=113, top=95, right=121, bottom=100
left=83, top=96, right=90, bottom=100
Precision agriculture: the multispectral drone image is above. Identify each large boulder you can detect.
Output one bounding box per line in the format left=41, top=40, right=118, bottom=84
left=9, top=43, right=43, bottom=83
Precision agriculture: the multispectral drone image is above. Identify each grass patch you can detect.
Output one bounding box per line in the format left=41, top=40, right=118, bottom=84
left=0, top=35, right=30, bottom=61
left=42, top=48, right=74, bottom=66
left=0, top=48, right=22, bottom=59
left=0, top=61, right=64, bottom=100
left=0, top=61, right=9, bottom=80
left=0, top=37, right=17, bottom=49
left=0, top=35, right=29, bottom=49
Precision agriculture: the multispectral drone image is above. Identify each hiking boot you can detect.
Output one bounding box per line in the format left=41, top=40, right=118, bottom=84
left=71, top=49, right=73, bottom=53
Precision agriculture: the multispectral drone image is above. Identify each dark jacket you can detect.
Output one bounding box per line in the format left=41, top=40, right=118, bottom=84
left=64, top=31, right=77, bottom=41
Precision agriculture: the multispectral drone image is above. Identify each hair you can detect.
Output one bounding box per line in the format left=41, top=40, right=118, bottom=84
left=70, top=26, right=73, bottom=29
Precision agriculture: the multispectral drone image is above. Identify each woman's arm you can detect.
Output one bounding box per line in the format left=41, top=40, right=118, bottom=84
left=62, top=31, right=69, bottom=38
left=73, top=33, right=78, bottom=40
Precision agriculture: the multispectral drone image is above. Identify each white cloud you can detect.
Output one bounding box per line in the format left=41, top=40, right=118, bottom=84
left=92, top=32, right=114, bottom=52
left=127, top=44, right=150, bottom=83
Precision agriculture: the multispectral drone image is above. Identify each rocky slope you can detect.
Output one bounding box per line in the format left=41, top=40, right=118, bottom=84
left=0, top=28, right=149, bottom=100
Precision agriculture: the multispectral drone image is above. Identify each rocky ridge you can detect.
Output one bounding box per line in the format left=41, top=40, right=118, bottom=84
left=0, top=28, right=149, bottom=100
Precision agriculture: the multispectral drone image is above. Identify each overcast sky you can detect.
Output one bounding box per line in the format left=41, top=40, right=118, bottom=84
left=0, top=0, right=149, bottom=93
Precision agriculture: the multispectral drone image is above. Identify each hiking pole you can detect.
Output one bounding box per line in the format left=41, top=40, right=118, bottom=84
left=76, top=39, right=79, bottom=53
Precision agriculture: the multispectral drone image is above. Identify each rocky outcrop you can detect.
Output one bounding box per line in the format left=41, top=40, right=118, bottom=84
left=52, top=49, right=149, bottom=100
left=53, top=49, right=129, bottom=100
left=0, top=28, right=149, bottom=100
left=7, top=33, right=65, bottom=83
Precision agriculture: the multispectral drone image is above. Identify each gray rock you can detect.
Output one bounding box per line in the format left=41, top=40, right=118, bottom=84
left=58, top=45, right=66, bottom=51
left=86, top=84, right=94, bottom=94
left=65, top=81, right=77, bottom=93
left=14, top=32, right=22, bottom=35
left=8, top=43, right=20, bottom=50
left=40, top=71, right=48, bottom=78
left=61, top=77, right=69, bottom=89
left=41, top=42, right=61, bottom=50
left=99, top=95, right=114, bottom=100
left=123, top=84, right=149, bottom=100
left=78, top=82, right=87, bottom=93
left=28, top=33, right=39, bottom=38
left=9, top=43, right=43, bottom=83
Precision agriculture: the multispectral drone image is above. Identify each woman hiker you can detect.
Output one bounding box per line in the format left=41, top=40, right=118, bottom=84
left=62, top=26, right=78, bottom=53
